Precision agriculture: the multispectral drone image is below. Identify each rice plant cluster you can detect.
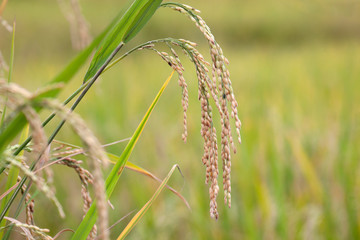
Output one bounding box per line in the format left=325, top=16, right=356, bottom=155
left=0, top=0, right=242, bottom=239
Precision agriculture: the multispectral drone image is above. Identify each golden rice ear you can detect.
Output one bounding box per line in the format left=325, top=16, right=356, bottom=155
left=149, top=47, right=189, bottom=143
left=162, top=2, right=242, bottom=218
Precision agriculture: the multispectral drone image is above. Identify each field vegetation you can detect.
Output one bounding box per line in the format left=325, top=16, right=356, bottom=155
left=1, top=0, right=359, bottom=239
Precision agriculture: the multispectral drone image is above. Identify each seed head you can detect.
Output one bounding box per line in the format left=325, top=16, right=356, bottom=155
left=160, top=3, right=242, bottom=219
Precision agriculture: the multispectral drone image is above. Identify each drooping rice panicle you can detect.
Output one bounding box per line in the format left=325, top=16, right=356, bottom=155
left=161, top=3, right=242, bottom=216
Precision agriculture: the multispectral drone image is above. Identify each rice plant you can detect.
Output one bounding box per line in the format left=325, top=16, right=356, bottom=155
left=0, top=0, right=241, bottom=239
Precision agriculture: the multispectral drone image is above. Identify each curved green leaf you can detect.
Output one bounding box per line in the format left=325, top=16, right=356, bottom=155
left=117, top=164, right=182, bottom=240
left=83, top=0, right=162, bottom=82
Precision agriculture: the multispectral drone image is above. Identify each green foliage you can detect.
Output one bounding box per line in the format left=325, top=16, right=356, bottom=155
left=0, top=21, right=104, bottom=156
left=1, top=0, right=169, bottom=238
left=83, top=0, right=162, bottom=82
left=1, top=0, right=360, bottom=239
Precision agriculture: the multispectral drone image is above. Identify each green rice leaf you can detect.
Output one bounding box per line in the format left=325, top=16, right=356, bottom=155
left=122, top=0, right=162, bottom=43
left=83, top=0, right=162, bottom=83
left=117, top=164, right=182, bottom=240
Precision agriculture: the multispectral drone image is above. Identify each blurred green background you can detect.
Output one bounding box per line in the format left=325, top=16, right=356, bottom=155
left=1, top=0, right=360, bottom=239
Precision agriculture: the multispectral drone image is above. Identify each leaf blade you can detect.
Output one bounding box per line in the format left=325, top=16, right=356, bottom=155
left=105, top=70, right=174, bottom=197
left=108, top=154, right=190, bottom=209
left=83, top=0, right=162, bottom=82
left=117, top=164, right=181, bottom=240
left=70, top=70, right=174, bottom=240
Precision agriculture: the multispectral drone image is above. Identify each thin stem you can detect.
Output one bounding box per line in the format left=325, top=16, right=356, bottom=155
left=104, top=38, right=182, bottom=72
